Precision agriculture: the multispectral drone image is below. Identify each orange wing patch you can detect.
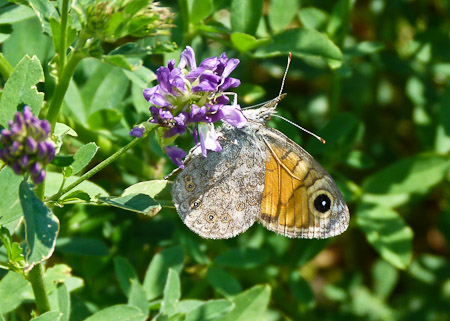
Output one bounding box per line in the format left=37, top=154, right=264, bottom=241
left=259, top=139, right=313, bottom=236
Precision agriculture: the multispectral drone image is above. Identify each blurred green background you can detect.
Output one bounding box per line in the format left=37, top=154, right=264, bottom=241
left=1, top=0, right=449, bottom=320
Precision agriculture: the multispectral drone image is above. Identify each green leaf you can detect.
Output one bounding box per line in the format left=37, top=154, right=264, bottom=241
left=230, top=0, right=263, bottom=35
left=54, top=122, right=78, bottom=138
left=128, top=280, right=150, bottom=315
left=230, top=33, right=269, bottom=53
left=298, top=7, right=329, bottom=31
left=0, top=167, right=23, bottom=232
left=357, top=205, right=413, bottom=269
left=268, top=0, right=299, bottom=32
left=372, top=259, right=399, bottom=301
left=207, top=267, right=242, bottom=298
left=0, top=227, right=25, bottom=270
left=45, top=172, right=109, bottom=201
left=0, top=5, right=35, bottom=25
left=177, top=300, right=204, bottom=314
left=87, top=109, right=122, bottom=130
left=87, top=67, right=129, bottom=115
left=123, top=180, right=174, bottom=208
left=214, top=248, right=269, bottom=269
left=98, top=193, right=162, bottom=216
left=185, top=300, right=234, bottom=321
left=189, top=0, right=213, bottom=23
left=254, top=28, right=343, bottom=63
left=30, top=311, right=62, bottom=321
left=49, top=17, right=77, bottom=60
left=215, top=285, right=271, bottom=321
left=160, top=269, right=181, bottom=317
left=143, top=246, right=184, bottom=300
left=0, top=271, right=31, bottom=314
left=362, top=154, right=450, bottom=196
left=84, top=305, right=146, bottom=321
left=56, top=237, right=108, bottom=256
left=114, top=256, right=139, bottom=297
left=51, top=155, right=75, bottom=167
left=28, top=0, right=59, bottom=34
left=327, top=0, right=352, bottom=43
left=44, top=264, right=84, bottom=293
left=61, top=190, right=91, bottom=203
left=48, top=284, right=70, bottom=321
left=123, top=66, right=156, bottom=88
left=289, top=272, right=315, bottom=308
left=69, top=143, right=99, bottom=176
left=344, top=41, right=385, bottom=57
left=2, top=17, right=52, bottom=67
left=20, top=181, right=60, bottom=272
left=0, top=55, right=44, bottom=127
left=101, top=54, right=134, bottom=70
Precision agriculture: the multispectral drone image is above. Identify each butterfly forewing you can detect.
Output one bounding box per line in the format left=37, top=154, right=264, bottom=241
left=257, top=127, right=349, bottom=239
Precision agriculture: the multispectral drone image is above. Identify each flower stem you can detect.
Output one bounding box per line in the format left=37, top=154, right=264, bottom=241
left=46, top=52, right=83, bottom=129
left=58, top=0, right=70, bottom=77
left=47, top=135, right=148, bottom=202
left=27, top=263, right=50, bottom=315
left=0, top=53, right=13, bottom=80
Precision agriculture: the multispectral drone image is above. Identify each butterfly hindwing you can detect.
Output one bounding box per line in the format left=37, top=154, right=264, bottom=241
left=257, top=127, right=349, bottom=238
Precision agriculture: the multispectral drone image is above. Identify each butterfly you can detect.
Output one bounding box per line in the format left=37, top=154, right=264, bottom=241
left=171, top=97, right=350, bottom=239
left=171, top=54, right=349, bottom=239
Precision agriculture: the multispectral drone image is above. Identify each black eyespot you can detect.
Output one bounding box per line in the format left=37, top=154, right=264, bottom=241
left=314, top=194, right=331, bottom=213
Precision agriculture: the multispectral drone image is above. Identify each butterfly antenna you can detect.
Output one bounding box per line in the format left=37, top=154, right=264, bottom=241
left=272, top=114, right=326, bottom=144
left=277, top=52, right=292, bottom=103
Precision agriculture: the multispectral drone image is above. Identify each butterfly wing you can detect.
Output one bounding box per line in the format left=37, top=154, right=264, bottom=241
left=257, top=127, right=349, bottom=239
left=172, top=126, right=266, bottom=239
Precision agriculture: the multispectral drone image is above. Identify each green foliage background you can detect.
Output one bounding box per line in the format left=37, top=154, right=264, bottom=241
left=0, top=0, right=449, bottom=320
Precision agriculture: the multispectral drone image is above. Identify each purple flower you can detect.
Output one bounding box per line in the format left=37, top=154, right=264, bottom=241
left=164, top=146, right=187, bottom=169
left=136, top=46, right=247, bottom=167
left=130, top=126, right=145, bottom=138
left=198, top=123, right=222, bottom=157
left=0, top=106, right=55, bottom=184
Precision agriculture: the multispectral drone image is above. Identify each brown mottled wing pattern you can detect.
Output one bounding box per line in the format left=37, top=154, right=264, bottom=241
left=172, top=125, right=266, bottom=239
left=257, top=127, right=349, bottom=238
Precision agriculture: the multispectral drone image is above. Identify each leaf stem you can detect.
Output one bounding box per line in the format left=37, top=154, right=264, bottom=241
left=47, top=135, right=149, bottom=202
left=27, top=263, right=50, bottom=315
left=59, top=0, right=70, bottom=77
left=0, top=53, right=13, bottom=80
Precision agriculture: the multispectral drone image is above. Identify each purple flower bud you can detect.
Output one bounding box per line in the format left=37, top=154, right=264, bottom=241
left=0, top=129, right=11, bottom=144
left=12, top=162, right=22, bottom=175
left=45, top=141, right=55, bottom=162
left=32, top=170, right=45, bottom=185
left=25, top=136, right=38, bottom=153
left=22, top=106, right=34, bottom=122
left=19, top=154, right=29, bottom=167
left=11, top=141, right=21, bottom=155
left=40, top=120, right=51, bottom=136
left=178, top=46, right=197, bottom=70
left=167, top=59, right=176, bottom=71
left=130, top=126, right=145, bottom=138
left=37, top=141, right=48, bottom=159
left=30, top=162, right=42, bottom=175
left=164, top=145, right=187, bottom=169
left=13, top=112, right=24, bottom=128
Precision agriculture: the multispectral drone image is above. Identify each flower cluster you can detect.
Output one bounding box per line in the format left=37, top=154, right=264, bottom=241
left=0, top=106, right=55, bottom=184
left=131, top=46, right=247, bottom=168
left=81, top=0, right=174, bottom=42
